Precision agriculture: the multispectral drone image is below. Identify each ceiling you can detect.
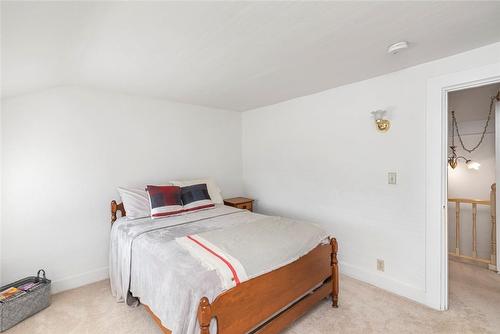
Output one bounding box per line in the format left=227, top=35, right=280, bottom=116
left=2, top=1, right=500, bottom=111
left=449, top=83, right=500, bottom=122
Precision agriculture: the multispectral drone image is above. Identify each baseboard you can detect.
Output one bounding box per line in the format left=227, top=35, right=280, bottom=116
left=51, top=267, right=109, bottom=294
left=340, top=261, right=427, bottom=306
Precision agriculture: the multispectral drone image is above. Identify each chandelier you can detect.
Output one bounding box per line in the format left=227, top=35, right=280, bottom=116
left=448, top=90, right=499, bottom=170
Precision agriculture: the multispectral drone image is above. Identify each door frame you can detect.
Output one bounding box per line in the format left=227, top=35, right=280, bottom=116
left=496, top=99, right=500, bottom=272
left=426, top=62, right=500, bottom=310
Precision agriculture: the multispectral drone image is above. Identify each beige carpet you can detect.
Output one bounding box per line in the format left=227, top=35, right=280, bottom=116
left=5, top=261, right=500, bottom=334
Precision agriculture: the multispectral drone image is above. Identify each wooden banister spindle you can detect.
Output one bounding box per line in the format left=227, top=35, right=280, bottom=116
left=455, top=202, right=461, bottom=256
left=472, top=203, right=478, bottom=258
left=491, top=184, right=497, bottom=269
left=448, top=195, right=495, bottom=270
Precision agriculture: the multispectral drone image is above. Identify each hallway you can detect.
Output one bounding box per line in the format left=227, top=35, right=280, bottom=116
left=448, top=260, right=500, bottom=331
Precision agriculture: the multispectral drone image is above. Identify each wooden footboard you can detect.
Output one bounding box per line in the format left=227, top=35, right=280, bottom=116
left=198, top=238, right=339, bottom=334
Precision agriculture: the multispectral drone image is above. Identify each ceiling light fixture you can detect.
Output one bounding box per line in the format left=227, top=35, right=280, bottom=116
left=387, top=41, right=409, bottom=55
left=448, top=91, right=500, bottom=170
left=448, top=145, right=480, bottom=170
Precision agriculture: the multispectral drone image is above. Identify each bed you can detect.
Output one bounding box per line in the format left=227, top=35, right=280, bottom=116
left=109, top=200, right=339, bottom=334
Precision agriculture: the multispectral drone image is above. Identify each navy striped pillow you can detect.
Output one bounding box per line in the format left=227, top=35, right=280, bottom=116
left=181, top=184, right=215, bottom=212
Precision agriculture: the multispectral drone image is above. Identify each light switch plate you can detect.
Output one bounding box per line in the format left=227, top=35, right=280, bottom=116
left=388, top=172, right=397, bottom=184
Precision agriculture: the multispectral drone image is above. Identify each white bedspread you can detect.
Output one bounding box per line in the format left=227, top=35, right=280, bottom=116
left=109, top=205, right=328, bottom=334
left=176, top=216, right=329, bottom=290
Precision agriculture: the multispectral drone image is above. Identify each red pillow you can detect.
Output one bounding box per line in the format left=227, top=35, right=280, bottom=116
left=146, top=185, right=184, bottom=218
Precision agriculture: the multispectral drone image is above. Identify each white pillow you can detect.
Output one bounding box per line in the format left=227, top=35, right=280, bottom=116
left=170, top=178, right=223, bottom=204
left=117, top=187, right=151, bottom=219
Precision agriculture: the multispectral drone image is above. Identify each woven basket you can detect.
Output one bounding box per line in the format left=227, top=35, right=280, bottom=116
left=0, top=270, right=51, bottom=332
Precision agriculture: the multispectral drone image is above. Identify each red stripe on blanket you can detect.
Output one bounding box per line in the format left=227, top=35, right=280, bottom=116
left=151, top=209, right=186, bottom=218
left=186, top=235, right=241, bottom=285
left=184, top=203, right=215, bottom=212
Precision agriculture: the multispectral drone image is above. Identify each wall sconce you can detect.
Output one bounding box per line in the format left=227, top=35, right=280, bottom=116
left=371, top=110, right=390, bottom=132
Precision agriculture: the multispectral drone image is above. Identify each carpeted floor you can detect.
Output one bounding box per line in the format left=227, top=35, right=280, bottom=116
left=5, top=261, right=500, bottom=334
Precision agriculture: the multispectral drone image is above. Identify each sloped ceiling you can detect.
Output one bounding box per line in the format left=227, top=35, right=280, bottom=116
left=2, top=1, right=500, bottom=111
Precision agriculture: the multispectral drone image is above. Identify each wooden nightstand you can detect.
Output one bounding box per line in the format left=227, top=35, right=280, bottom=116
left=223, top=197, right=254, bottom=212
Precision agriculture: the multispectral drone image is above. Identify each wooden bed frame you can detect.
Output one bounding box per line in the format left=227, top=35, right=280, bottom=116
left=111, top=200, right=339, bottom=334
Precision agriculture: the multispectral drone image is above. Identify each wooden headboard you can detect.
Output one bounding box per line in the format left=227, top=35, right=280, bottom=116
left=111, top=200, right=126, bottom=224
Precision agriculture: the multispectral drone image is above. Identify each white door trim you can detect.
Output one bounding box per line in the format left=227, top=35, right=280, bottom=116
left=426, top=62, right=500, bottom=310
left=496, top=100, right=500, bottom=272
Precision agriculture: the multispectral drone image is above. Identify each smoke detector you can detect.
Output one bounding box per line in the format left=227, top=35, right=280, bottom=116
left=387, top=41, right=409, bottom=54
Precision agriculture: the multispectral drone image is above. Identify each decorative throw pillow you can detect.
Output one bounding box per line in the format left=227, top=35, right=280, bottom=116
left=146, top=185, right=184, bottom=218
left=180, top=184, right=215, bottom=212
left=117, top=187, right=150, bottom=219
left=170, top=178, right=223, bottom=204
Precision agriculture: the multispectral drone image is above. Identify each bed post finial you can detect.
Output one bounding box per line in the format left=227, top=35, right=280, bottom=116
left=111, top=200, right=126, bottom=224
left=111, top=200, right=118, bottom=224
left=330, top=238, right=339, bottom=308
left=198, top=297, right=212, bottom=334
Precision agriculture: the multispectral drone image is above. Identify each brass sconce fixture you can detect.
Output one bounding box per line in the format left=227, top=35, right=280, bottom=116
left=448, top=145, right=480, bottom=170
left=371, top=110, right=390, bottom=132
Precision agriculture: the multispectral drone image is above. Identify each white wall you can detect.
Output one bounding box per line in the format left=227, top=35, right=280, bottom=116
left=1, top=86, right=243, bottom=291
left=242, top=42, right=500, bottom=305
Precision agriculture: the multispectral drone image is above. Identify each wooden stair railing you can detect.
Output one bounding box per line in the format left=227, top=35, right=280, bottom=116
left=448, top=183, right=497, bottom=271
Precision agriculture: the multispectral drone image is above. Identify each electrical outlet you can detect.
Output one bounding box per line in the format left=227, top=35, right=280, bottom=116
left=388, top=172, right=397, bottom=185
left=377, top=259, right=385, bottom=272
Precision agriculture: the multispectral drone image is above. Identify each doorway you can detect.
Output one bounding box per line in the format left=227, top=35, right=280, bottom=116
left=425, top=63, right=500, bottom=311
left=446, top=83, right=499, bottom=309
